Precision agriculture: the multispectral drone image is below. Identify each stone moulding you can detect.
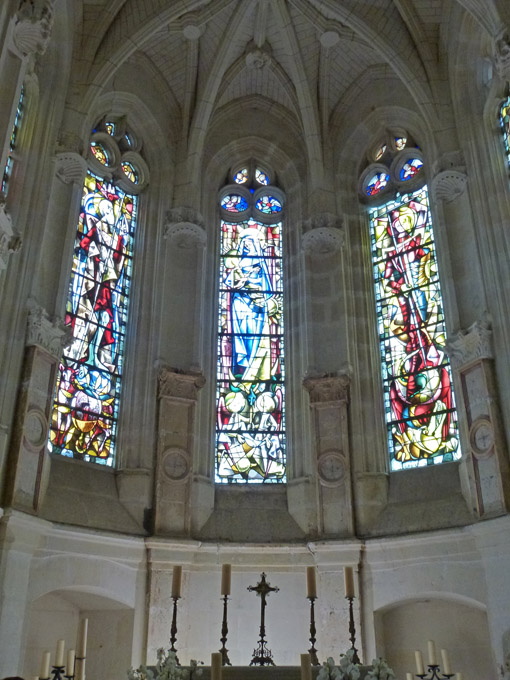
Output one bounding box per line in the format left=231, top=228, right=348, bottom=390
left=13, top=0, right=55, bottom=56
left=26, top=299, right=71, bottom=360
left=446, top=318, right=493, bottom=369
left=303, top=372, right=351, bottom=404
left=165, top=207, right=206, bottom=248
left=54, top=152, right=88, bottom=185
left=432, top=169, right=468, bottom=203
left=158, top=366, right=206, bottom=401
left=0, top=201, right=22, bottom=269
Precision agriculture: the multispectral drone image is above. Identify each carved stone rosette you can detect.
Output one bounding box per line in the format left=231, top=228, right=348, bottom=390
left=13, top=0, right=55, bottom=56
left=301, top=213, right=344, bottom=255
left=446, top=318, right=510, bottom=517
left=155, top=367, right=205, bottom=535
left=304, top=371, right=354, bottom=536
left=0, top=200, right=22, bottom=270
left=26, top=299, right=71, bottom=360
left=164, top=207, right=207, bottom=249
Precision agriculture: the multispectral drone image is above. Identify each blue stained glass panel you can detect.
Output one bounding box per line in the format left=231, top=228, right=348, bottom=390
left=221, top=194, right=249, bottom=212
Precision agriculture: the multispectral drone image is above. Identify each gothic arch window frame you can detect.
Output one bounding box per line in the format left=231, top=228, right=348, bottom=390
left=359, top=132, right=461, bottom=472
left=215, top=161, right=287, bottom=484
left=47, top=117, right=149, bottom=467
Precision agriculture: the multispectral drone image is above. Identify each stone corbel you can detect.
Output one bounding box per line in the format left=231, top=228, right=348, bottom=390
left=301, top=213, right=344, bottom=255
left=54, top=152, right=87, bottom=186
left=158, top=365, right=206, bottom=401
left=445, top=316, right=493, bottom=369
left=432, top=170, right=468, bottom=203
left=0, top=200, right=22, bottom=270
left=303, top=369, right=351, bottom=404
left=26, top=298, right=71, bottom=360
left=164, top=207, right=206, bottom=249
left=12, top=0, right=55, bottom=57
left=493, top=31, right=510, bottom=80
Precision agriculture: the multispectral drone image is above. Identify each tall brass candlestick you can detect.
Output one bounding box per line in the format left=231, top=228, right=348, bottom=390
left=169, top=595, right=181, bottom=664
left=307, top=596, right=319, bottom=666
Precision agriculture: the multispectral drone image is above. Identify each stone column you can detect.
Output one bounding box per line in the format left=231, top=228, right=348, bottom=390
left=303, top=372, right=354, bottom=537
left=154, top=367, right=205, bottom=536
left=4, top=300, right=70, bottom=512
left=446, top=318, right=510, bottom=517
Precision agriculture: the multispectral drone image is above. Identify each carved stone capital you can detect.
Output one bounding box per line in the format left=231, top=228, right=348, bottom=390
left=13, top=0, right=54, bottom=56
left=432, top=170, right=468, bottom=203
left=446, top=317, right=493, bottom=369
left=494, top=32, right=510, bottom=79
left=0, top=200, right=22, bottom=270
left=55, top=152, right=87, bottom=185
left=26, top=299, right=72, bottom=360
left=301, top=213, right=344, bottom=255
left=303, top=372, right=350, bottom=404
left=158, top=366, right=206, bottom=401
left=165, top=207, right=206, bottom=248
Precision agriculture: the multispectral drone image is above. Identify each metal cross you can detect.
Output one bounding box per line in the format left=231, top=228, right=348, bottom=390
left=247, top=572, right=279, bottom=666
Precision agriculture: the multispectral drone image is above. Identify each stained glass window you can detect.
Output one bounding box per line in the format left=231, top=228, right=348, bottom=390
left=369, top=186, right=460, bottom=470
left=48, top=172, right=138, bottom=465
left=374, top=144, right=387, bottom=161
left=500, top=95, right=510, bottom=169
left=366, top=172, right=390, bottom=197
left=400, top=158, right=423, bottom=181
left=255, top=168, right=270, bottom=185
left=90, top=141, right=110, bottom=166
left=105, top=121, right=116, bottom=136
left=221, top=194, right=249, bottom=212
left=216, top=217, right=285, bottom=483
left=394, top=137, right=407, bottom=150
left=121, top=161, right=138, bottom=184
left=234, top=168, right=249, bottom=184
left=255, top=195, right=282, bottom=214
left=1, top=87, right=24, bottom=196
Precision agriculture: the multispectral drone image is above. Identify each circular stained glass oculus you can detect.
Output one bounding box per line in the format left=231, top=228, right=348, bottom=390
left=105, top=121, right=116, bottom=136
left=400, top=158, right=423, bottom=181
left=394, top=136, right=407, bottom=150
left=121, top=161, right=139, bottom=184
left=221, top=194, right=249, bottom=212
left=255, top=168, right=270, bottom=185
left=234, top=168, right=248, bottom=184
left=90, top=141, right=110, bottom=166
left=365, top=172, right=390, bottom=196
left=256, top=195, right=282, bottom=214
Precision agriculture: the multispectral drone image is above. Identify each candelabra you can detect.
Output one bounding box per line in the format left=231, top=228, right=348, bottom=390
left=307, top=596, right=319, bottom=666
left=170, top=595, right=181, bottom=664
left=52, top=666, right=74, bottom=680
left=417, top=667, right=454, bottom=680
left=346, top=595, right=360, bottom=665
left=219, top=594, right=232, bottom=666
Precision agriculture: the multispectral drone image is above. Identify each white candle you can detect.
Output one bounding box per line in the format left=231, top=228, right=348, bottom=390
left=40, top=651, right=51, bottom=679
left=55, top=639, right=65, bottom=667
left=344, top=566, right=355, bottom=598
left=300, top=653, right=313, bottom=680
left=441, top=649, right=451, bottom=674
left=406, top=674, right=413, bottom=680
left=428, top=640, right=437, bottom=665
left=172, top=565, right=182, bottom=598
left=415, top=650, right=424, bottom=674
left=221, top=564, right=231, bottom=596
left=66, top=649, right=76, bottom=676
left=306, top=566, right=317, bottom=599
left=33, top=676, right=39, bottom=680
left=75, top=658, right=86, bottom=680
left=76, top=618, right=88, bottom=658
left=456, top=674, right=463, bottom=680
left=211, top=652, right=222, bottom=680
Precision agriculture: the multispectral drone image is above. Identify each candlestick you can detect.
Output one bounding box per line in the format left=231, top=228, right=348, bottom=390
left=428, top=640, right=437, bottom=666
left=66, top=649, right=76, bottom=677
left=415, top=650, right=424, bottom=675
left=172, top=565, right=182, bottom=598
left=40, top=652, right=51, bottom=680
left=346, top=594, right=360, bottom=664
left=344, top=566, right=355, bottom=598
left=306, top=566, right=317, bottom=599
left=219, top=592, right=232, bottom=666
left=307, top=595, right=319, bottom=666
left=76, top=618, right=88, bottom=658
left=55, top=639, right=65, bottom=667
left=211, top=652, right=222, bottom=680
left=169, top=594, right=181, bottom=664
left=300, top=653, right=313, bottom=680
left=440, top=649, right=451, bottom=674
left=221, top=564, right=231, bottom=596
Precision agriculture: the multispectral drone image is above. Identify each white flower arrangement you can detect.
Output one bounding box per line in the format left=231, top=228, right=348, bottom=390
left=128, top=649, right=203, bottom=680
left=317, top=649, right=395, bottom=680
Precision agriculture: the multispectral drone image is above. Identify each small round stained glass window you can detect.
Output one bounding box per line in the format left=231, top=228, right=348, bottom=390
left=400, top=158, right=423, bottom=181
left=121, top=161, right=139, bottom=184
left=255, top=168, right=270, bottom=185
left=374, top=144, right=387, bottom=161
left=105, top=122, right=116, bottom=136
left=221, top=194, right=249, bottom=212
left=366, top=172, right=390, bottom=196
left=234, top=168, right=248, bottom=184
left=395, top=136, right=407, bottom=150
left=256, top=195, right=282, bottom=214
left=90, top=141, right=110, bottom=166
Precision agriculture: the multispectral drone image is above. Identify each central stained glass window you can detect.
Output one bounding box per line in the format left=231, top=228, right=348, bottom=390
left=216, top=167, right=285, bottom=482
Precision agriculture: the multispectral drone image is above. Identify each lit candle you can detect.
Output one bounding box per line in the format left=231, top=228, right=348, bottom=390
left=172, top=565, right=182, bottom=598
left=306, top=566, right=317, bottom=599
left=40, top=651, right=51, bottom=679
left=67, top=649, right=76, bottom=677
left=300, top=653, right=313, bottom=680
left=221, top=564, right=231, bottom=596
left=211, top=652, right=222, bottom=680
left=344, top=566, right=355, bottom=598
left=415, top=650, right=424, bottom=675
left=55, top=639, right=65, bottom=667
left=441, top=649, right=451, bottom=674
left=76, top=618, right=88, bottom=658
left=428, top=640, right=437, bottom=666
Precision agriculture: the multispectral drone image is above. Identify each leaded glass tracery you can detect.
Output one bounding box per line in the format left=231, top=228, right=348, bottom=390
left=216, top=166, right=285, bottom=483
left=500, top=95, right=510, bottom=169
left=1, top=87, right=24, bottom=197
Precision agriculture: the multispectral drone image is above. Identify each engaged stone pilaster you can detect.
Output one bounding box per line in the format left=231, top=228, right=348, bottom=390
left=446, top=318, right=510, bottom=517
left=303, top=370, right=354, bottom=537
left=154, top=366, right=205, bottom=535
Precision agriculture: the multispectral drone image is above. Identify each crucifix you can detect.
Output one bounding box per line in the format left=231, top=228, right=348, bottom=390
left=247, top=572, right=279, bottom=666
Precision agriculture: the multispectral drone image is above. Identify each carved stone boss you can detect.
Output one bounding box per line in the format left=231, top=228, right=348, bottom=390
left=154, top=366, right=205, bottom=535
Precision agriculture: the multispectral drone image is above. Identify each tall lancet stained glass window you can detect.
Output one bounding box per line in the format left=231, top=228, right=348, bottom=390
left=216, top=165, right=286, bottom=483
left=362, top=135, right=460, bottom=470
left=48, top=123, right=146, bottom=465
left=1, top=86, right=24, bottom=196
left=500, top=95, right=510, bottom=169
